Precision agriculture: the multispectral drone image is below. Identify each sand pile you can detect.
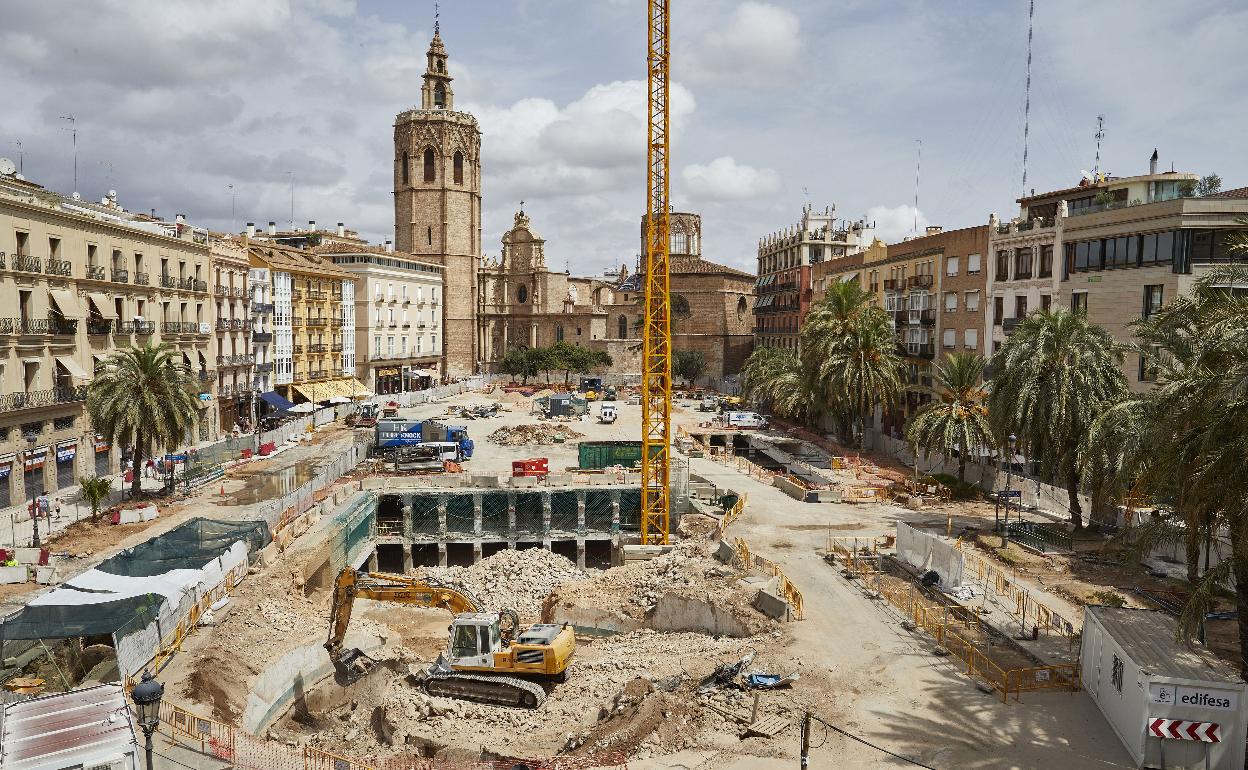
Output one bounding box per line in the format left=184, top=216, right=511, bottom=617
left=487, top=423, right=585, bottom=445
left=420, top=548, right=585, bottom=621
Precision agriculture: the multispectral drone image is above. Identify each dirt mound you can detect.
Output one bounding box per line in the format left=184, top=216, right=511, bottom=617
left=420, top=548, right=585, bottom=621
left=487, top=423, right=586, bottom=445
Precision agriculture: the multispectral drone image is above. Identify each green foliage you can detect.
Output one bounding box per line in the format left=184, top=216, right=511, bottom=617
left=544, top=342, right=612, bottom=386
left=501, top=346, right=541, bottom=384
left=88, top=343, right=199, bottom=498
left=1090, top=590, right=1126, bottom=608
left=988, top=309, right=1127, bottom=528
left=1195, top=173, right=1222, bottom=196
left=673, top=350, right=706, bottom=385
left=906, top=352, right=992, bottom=483
left=78, top=476, right=112, bottom=522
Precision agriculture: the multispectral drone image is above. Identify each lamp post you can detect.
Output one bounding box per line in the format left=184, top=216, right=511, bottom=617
left=1002, top=433, right=1017, bottom=547
left=131, top=670, right=164, bottom=770
left=25, top=435, right=40, bottom=548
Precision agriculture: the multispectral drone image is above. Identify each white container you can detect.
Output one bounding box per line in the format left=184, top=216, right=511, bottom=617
left=1081, top=606, right=1248, bottom=769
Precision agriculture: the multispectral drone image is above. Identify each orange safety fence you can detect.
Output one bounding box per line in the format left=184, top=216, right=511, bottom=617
left=716, top=492, right=748, bottom=536
left=143, top=561, right=248, bottom=677
left=733, top=537, right=805, bottom=620
left=956, top=541, right=1078, bottom=644
left=824, top=536, right=886, bottom=577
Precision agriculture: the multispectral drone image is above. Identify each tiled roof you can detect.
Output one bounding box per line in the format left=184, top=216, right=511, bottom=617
left=248, top=243, right=352, bottom=278
left=670, top=256, right=754, bottom=279
left=1207, top=187, right=1248, bottom=200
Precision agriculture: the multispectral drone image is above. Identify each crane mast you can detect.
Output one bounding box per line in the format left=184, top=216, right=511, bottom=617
left=641, top=0, right=672, bottom=545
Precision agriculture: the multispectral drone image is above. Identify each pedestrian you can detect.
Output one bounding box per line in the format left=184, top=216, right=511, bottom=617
left=35, top=490, right=51, bottom=521
left=53, top=498, right=62, bottom=521
left=145, top=457, right=157, bottom=479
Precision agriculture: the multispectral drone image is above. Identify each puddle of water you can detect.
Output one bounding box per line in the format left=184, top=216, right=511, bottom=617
left=219, top=460, right=321, bottom=505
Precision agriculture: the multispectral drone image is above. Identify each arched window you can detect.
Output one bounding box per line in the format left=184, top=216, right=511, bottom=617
left=453, top=152, right=464, bottom=185
left=618, top=315, right=628, bottom=339
left=426, top=226, right=433, bottom=246
left=556, top=325, right=564, bottom=342
left=434, top=84, right=446, bottom=109
left=737, top=296, right=747, bottom=318
left=401, top=151, right=409, bottom=185
left=423, top=148, right=435, bottom=182
left=671, top=230, right=688, bottom=254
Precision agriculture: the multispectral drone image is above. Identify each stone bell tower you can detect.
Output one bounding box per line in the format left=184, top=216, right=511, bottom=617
left=393, top=26, right=481, bottom=375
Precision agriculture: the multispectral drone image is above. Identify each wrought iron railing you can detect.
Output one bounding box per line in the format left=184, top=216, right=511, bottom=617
left=15, top=255, right=42, bottom=272
left=133, top=271, right=149, bottom=285
left=160, top=274, right=177, bottom=288
left=87, top=320, right=114, bottom=335
left=0, top=386, right=87, bottom=411
left=87, top=265, right=106, bottom=280
left=47, top=259, right=72, bottom=276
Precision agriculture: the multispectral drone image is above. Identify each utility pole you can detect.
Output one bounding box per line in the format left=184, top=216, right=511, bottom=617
left=59, top=115, right=77, bottom=195
left=11, top=140, right=21, bottom=175
left=800, top=710, right=812, bottom=768
left=1020, top=0, right=1035, bottom=197
left=912, top=139, right=921, bottom=235
left=1093, top=115, right=1106, bottom=180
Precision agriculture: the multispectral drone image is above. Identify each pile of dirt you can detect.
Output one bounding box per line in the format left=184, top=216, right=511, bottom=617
left=487, top=424, right=586, bottom=446
left=420, top=548, right=585, bottom=621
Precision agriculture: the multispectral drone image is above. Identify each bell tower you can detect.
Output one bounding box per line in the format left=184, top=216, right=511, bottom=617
left=393, top=28, right=482, bottom=376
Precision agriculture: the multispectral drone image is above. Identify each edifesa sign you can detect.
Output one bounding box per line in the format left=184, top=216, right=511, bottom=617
left=1151, top=683, right=1238, bottom=711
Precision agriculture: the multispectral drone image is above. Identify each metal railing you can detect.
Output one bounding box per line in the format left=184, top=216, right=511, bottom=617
left=133, top=271, right=149, bottom=285
left=214, top=285, right=228, bottom=296
left=15, top=255, right=41, bottom=273
left=307, top=317, right=327, bottom=327
left=1003, top=318, right=1022, bottom=335
left=0, top=386, right=87, bottom=411
left=87, top=264, right=106, bottom=280
left=46, top=259, right=71, bottom=276
left=87, top=320, right=114, bottom=335
left=309, top=343, right=327, bottom=353
left=160, top=274, right=177, bottom=288
left=253, top=331, right=273, bottom=343
left=1003, top=521, right=1073, bottom=553
left=255, top=362, right=273, bottom=373
left=252, top=301, right=274, bottom=314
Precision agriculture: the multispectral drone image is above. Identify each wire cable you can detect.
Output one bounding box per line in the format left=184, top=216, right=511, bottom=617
left=809, top=713, right=938, bottom=770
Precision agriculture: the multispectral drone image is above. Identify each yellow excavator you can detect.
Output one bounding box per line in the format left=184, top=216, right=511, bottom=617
left=324, top=567, right=576, bottom=708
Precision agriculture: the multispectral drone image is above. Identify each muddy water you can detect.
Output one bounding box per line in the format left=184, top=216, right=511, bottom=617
left=219, top=460, right=321, bottom=505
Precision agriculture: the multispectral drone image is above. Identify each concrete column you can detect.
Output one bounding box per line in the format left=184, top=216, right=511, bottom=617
left=473, top=541, right=483, bottom=563
left=367, top=550, right=379, bottom=572
left=401, top=502, right=413, bottom=539
left=437, top=493, right=448, bottom=536
left=576, top=490, right=586, bottom=534
left=542, top=491, right=552, bottom=537
left=611, top=490, right=621, bottom=532
left=529, top=323, right=537, bottom=348
left=576, top=539, right=586, bottom=569
left=473, top=492, right=483, bottom=537
left=402, top=545, right=414, bottom=574
left=437, top=542, right=448, bottom=567
left=507, top=491, right=516, bottom=540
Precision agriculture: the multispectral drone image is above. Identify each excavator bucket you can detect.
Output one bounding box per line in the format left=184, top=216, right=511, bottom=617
left=333, top=647, right=377, bottom=685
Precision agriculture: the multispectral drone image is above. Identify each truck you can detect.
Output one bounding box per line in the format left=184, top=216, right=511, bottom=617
left=346, top=402, right=379, bottom=428
left=698, top=396, right=717, bottom=412
left=376, top=419, right=475, bottom=458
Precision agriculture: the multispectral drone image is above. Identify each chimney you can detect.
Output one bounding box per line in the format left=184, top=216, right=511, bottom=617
left=175, top=213, right=186, bottom=225
left=384, top=239, right=394, bottom=253
left=267, top=221, right=277, bottom=235
left=337, top=222, right=345, bottom=237
left=246, top=222, right=256, bottom=237
left=925, top=225, right=942, bottom=235
left=1150, top=149, right=1159, bottom=175
left=308, top=219, right=317, bottom=231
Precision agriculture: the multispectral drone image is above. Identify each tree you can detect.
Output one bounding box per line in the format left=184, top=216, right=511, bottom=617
left=78, top=476, right=112, bottom=522
left=905, top=352, right=992, bottom=483
left=1195, top=173, right=1222, bottom=197
left=741, top=346, right=815, bottom=422
left=988, top=309, right=1127, bottom=528
left=544, top=342, right=611, bottom=387
left=501, top=347, right=539, bottom=384
left=673, top=350, right=706, bottom=385
left=87, top=343, right=200, bottom=498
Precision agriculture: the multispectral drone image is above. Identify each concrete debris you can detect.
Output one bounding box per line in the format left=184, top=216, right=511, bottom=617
left=487, top=423, right=585, bottom=446
left=420, top=547, right=585, bottom=621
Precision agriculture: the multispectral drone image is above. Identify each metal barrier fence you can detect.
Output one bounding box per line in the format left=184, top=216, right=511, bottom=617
left=956, top=541, right=1078, bottom=643
left=1003, top=521, right=1073, bottom=553
left=731, top=536, right=805, bottom=621
left=257, top=442, right=368, bottom=534
left=716, top=493, right=748, bottom=536
left=864, top=573, right=1079, bottom=702
left=824, top=536, right=885, bottom=577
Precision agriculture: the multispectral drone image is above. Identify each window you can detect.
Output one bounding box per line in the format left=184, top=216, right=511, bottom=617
left=427, top=226, right=433, bottom=246
left=995, top=250, right=1009, bottom=281
left=964, top=328, right=978, bottom=349
left=15, top=231, right=29, bottom=256
left=1138, top=349, right=1159, bottom=383
left=401, top=337, right=407, bottom=356
left=967, top=254, right=981, bottom=274
left=946, top=256, right=959, bottom=276
left=1110, top=654, right=1124, bottom=693
left=374, top=335, right=382, bottom=354
left=1014, top=296, right=1027, bottom=318
left=416, top=336, right=422, bottom=354
left=1143, top=285, right=1163, bottom=318
left=1040, top=294, right=1051, bottom=311
left=401, top=151, right=409, bottom=185
left=944, top=292, right=957, bottom=312
left=423, top=148, right=435, bottom=182
left=433, top=84, right=446, bottom=109
left=618, top=315, right=628, bottom=339
left=453, top=151, right=464, bottom=185
left=1014, top=248, right=1032, bottom=278
left=1071, top=292, right=1088, bottom=313
left=387, top=337, right=395, bottom=357
left=1074, top=241, right=1089, bottom=271
left=993, top=296, right=1004, bottom=326
left=556, top=325, right=564, bottom=342
left=671, top=231, right=688, bottom=254
left=942, top=329, right=955, bottom=348
left=965, top=290, right=981, bottom=312
left=517, top=285, right=528, bottom=304
left=1039, top=245, right=1053, bottom=277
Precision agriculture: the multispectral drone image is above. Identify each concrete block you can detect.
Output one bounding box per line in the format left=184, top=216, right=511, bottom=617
left=511, top=476, right=538, bottom=488
left=35, top=565, right=57, bottom=584
left=471, top=474, right=500, bottom=488
left=751, top=578, right=791, bottom=620
left=13, top=548, right=42, bottom=565
left=651, top=593, right=753, bottom=637
left=0, top=566, right=27, bottom=584
left=623, top=544, right=674, bottom=562
left=714, top=539, right=736, bottom=564
left=361, top=477, right=386, bottom=490
left=545, top=474, right=572, bottom=487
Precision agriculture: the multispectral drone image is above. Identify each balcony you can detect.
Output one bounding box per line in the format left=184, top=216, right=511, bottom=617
left=292, top=316, right=304, bottom=327
left=307, top=317, right=327, bottom=327
left=308, top=290, right=327, bottom=301
left=331, top=342, right=343, bottom=352
left=255, top=362, right=274, bottom=374
left=87, top=265, right=106, bottom=280
left=309, top=343, right=327, bottom=353
left=1014, top=268, right=1032, bottom=280
left=0, top=254, right=5, bottom=269
left=232, top=286, right=245, bottom=298
left=215, top=285, right=229, bottom=296
left=291, top=290, right=304, bottom=301
left=119, top=320, right=155, bottom=335
left=309, top=370, right=328, bottom=381
left=160, top=274, right=177, bottom=289
left=134, top=271, right=150, bottom=286
left=219, top=384, right=233, bottom=398
left=331, top=319, right=343, bottom=328
left=917, top=309, right=936, bottom=326
left=293, top=344, right=305, bottom=354
left=160, top=321, right=194, bottom=335
left=907, top=275, right=934, bottom=289
left=883, top=278, right=899, bottom=291
left=253, top=331, right=273, bottom=343
left=15, top=255, right=42, bottom=273
left=906, top=343, right=935, bottom=359
left=198, top=370, right=211, bottom=383
left=252, top=302, right=275, bottom=314
left=216, top=319, right=233, bottom=332
left=217, top=354, right=256, bottom=367
left=1003, top=318, right=1022, bottom=335
left=87, top=320, right=114, bottom=335
left=0, top=386, right=87, bottom=412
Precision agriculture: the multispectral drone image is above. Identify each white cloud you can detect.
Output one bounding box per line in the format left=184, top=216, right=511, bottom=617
left=867, top=204, right=928, bottom=244
left=683, top=2, right=802, bottom=86
left=681, top=156, right=781, bottom=201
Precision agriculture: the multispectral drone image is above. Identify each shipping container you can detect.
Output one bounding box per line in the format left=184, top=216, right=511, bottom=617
left=578, top=440, right=644, bottom=470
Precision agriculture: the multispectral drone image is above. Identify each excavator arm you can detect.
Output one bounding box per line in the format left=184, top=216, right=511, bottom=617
left=324, top=568, right=484, bottom=682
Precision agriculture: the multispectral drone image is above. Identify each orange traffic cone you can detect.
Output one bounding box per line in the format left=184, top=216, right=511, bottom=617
left=220, top=481, right=225, bottom=496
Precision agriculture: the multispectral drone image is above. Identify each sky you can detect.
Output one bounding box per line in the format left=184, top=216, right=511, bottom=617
left=1, top=0, right=1245, bottom=276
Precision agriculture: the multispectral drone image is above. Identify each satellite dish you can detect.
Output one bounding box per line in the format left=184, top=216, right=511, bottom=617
left=0, top=158, right=15, bottom=176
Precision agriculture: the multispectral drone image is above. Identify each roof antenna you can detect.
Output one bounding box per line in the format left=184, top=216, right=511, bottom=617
left=59, top=115, right=77, bottom=195
left=1093, top=114, right=1106, bottom=180
left=1020, top=0, right=1035, bottom=197
left=913, top=139, right=922, bottom=235
left=434, top=1, right=440, bottom=34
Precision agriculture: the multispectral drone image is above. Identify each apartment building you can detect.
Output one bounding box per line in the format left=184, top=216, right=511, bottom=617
left=321, top=243, right=444, bottom=394
left=755, top=205, right=875, bottom=351
left=209, top=238, right=253, bottom=430
left=246, top=242, right=365, bottom=404
left=0, top=173, right=217, bottom=510
left=249, top=266, right=275, bottom=395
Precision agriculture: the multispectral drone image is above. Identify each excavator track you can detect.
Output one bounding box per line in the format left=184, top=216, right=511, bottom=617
left=422, top=672, right=547, bottom=709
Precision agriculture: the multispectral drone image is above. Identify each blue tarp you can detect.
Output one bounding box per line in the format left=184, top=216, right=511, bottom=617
left=260, top=390, right=295, bottom=411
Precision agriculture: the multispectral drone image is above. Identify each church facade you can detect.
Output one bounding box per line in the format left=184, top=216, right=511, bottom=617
left=394, top=30, right=755, bottom=384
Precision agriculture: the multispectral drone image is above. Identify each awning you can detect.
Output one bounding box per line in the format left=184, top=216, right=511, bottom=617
left=259, top=391, right=295, bottom=411
left=291, top=383, right=336, bottom=402
left=86, top=293, right=118, bottom=319
left=55, top=355, right=91, bottom=381
left=49, top=288, right=85, bottom=317
left=344, top=379, right=372, bottom=399
left=413, top=369, right=438, bottom=378
left=286, top=402, right=315, bottom=414
left=328, top=396, right=352, bottom=405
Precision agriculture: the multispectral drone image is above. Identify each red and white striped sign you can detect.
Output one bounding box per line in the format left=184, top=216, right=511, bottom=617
left=1148, top=718, right=1221, bottom=743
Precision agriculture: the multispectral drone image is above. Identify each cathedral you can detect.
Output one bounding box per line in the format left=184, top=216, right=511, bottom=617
left=393, top=29, right=755, bottom=383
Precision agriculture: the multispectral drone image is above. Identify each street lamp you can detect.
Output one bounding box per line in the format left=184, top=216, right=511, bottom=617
left=131, top=669, right=164, bottom=770
left=1001, top=433, right=1017, bottom=547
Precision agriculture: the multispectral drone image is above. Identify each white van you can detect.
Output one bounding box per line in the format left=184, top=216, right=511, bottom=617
left=599, top=404, right=618, bottom=424
left=726, top=411, right=767, bottom=429
left=422, top=441, right=465, bottom=462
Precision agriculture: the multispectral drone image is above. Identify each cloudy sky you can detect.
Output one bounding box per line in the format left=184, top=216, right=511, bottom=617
left=1, top=0, right=1245, bottom=275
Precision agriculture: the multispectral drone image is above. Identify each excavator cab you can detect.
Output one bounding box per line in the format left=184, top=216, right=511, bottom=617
left=448, top=614, right=502, bottom=668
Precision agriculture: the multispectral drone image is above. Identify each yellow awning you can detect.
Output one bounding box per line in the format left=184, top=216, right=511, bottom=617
left=345, top=378, right=373, bottom=398
left=55, top=355, right=91, bottom=381
left=86, top=293, right=118, bottom=319
left=49, top=288, right=85, bottom=318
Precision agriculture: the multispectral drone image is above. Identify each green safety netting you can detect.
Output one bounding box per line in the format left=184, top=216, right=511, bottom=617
left=95, top=517, right=270, bottom=577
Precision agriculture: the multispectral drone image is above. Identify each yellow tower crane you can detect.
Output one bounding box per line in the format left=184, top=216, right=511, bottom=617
left=641, top=0, right=672, bottom=545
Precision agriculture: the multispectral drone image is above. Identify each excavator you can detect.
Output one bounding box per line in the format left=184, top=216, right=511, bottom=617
left=324, top=567, right=576, bottom=708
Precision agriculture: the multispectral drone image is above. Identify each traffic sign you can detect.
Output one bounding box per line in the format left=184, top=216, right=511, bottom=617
left=1147, top=717, right=1221, bottom=743
left=996, top=490, right=1022, bottom=499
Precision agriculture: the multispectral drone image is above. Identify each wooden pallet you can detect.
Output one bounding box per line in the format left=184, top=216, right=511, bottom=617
left=745, top=714, right=791, bottom=739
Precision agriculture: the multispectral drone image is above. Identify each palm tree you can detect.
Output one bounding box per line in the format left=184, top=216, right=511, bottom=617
left=740, top=347, right=817, bottom=423
left=905, top=352, right=991, bottom=483
left=988, top=308, right=1127, bottom=528
left=88, top=343, right=200, bottom=498
left=78, top=476, right=112, bottom=522
left=811, top=308, right=905, bottom=448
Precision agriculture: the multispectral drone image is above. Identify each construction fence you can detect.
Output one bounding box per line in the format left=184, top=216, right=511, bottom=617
left=156, top=698, right=627, bottom=770
left=258, top=442, right=369, bottom=534
left=956, top=542, right=1079, bottom=643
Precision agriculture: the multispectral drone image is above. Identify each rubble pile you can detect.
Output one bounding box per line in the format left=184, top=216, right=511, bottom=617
left=486, top=423, right=586, bottom=445
left=421, top=548, right=585, bottom=620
